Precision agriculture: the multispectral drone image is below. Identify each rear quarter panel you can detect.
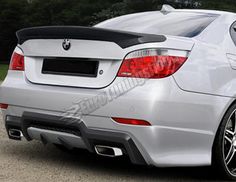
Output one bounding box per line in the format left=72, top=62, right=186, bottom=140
left=174, top=14, right=236, bottom=98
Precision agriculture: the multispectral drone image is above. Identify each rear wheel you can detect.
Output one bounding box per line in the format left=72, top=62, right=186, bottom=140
left=213, top=103, right=236, bottom=180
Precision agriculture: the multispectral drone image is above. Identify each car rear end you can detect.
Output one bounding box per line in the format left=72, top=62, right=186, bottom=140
left=0, top=10, right=228, bottom=167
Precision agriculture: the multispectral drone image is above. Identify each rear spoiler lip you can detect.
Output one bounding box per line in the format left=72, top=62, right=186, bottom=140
left=16, top=26, right=166, bottom=49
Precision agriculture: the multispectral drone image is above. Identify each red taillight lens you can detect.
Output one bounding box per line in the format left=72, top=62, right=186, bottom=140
left=118, top=49, right=188, bottom=79
left=112, top=117, right=151, bottom=126
left=9, top=52, right=25, bottom=71
left=0, top=103, right=8, bottom=109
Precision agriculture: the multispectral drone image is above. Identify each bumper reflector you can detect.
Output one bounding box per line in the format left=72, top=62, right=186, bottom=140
left=112, top=117, right=151, bottom=126
left=0, top=103, right=8, bottom=109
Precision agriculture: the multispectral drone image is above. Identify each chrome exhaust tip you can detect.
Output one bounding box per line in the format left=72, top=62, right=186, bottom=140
left=8, top=129, right=23, bottom=140
left=95, top=145, right=123, bottom=157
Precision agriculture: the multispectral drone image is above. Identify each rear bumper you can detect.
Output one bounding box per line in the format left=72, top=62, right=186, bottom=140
left=0, top=71, right=233, bottom=167
left=5, top=112, right=146, bottom=165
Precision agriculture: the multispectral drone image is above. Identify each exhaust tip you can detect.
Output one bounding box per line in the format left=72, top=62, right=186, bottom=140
left=8, top=129, right=23, bottom=140
left=95, top=145, right=123, bottom=157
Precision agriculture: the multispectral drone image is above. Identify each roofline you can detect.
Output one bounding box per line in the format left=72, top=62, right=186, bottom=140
left=173, top=9, right=236, bottom=16
left=160, top=4, right=236, bottom=16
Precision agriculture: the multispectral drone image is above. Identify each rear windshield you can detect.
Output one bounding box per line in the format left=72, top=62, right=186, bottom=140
left=96, top=12, right=218, bottom=37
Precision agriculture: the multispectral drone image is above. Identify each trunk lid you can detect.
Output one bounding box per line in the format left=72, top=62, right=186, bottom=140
left=17, top=26, right=193, bottom=89
left=21, top=39, right=126, bottom=89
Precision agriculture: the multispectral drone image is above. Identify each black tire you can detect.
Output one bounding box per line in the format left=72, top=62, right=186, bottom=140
left=213, top=103, right=236, bottom=180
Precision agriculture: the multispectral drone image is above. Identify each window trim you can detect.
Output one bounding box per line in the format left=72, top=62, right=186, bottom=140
left=230, top=21, right=236, bottom=46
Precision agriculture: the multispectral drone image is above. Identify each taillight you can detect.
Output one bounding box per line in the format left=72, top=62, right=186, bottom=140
left=118, top=49, right=188, bottom=79
left=112, top=117, right=151, bottom=126
left=9, top=52, right=25, bottom=71
left=0, top=103, right=8, bottom=109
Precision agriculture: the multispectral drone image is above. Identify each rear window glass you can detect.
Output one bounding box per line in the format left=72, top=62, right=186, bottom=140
left=96, top=12, right=218, bottom=37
